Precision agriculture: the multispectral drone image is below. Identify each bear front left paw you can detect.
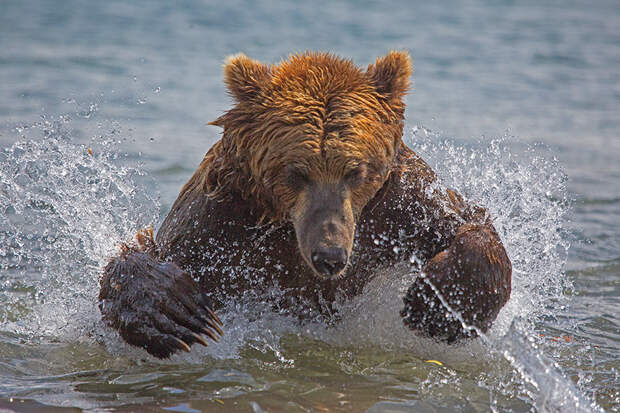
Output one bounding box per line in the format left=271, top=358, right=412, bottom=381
left=401, top=224, right=511, bottom=343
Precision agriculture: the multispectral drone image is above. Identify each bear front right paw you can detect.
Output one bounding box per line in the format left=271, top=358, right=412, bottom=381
left=99, top=250, right=223, bottom=358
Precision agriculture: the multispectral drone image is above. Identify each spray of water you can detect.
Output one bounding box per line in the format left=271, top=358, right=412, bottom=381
left=406, top=127, right=601, bottom=412
left=0, top=117, right=159, bottom=342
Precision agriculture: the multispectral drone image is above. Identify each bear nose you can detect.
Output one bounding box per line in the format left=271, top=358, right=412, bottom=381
left=311, top=247, right=348, bottom=276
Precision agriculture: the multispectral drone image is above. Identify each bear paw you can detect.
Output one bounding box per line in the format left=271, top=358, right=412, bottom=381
left=99, top=250, right=223, bottom=358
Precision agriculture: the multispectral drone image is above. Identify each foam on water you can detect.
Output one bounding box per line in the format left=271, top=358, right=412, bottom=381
left=0, top=120, right=605, bottom=411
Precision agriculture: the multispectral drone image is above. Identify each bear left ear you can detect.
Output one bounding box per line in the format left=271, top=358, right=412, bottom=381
left=366, top=51, right=412, bottom=103
left=222, top=53, right=271, bottom=102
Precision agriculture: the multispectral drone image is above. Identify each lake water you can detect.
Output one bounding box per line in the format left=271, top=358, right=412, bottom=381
left=0, top=0, right=618, bottom=411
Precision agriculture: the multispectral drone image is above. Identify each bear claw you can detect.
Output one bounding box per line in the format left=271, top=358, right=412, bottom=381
left=174, top=337, right=192, bottom=352
left=191, top=332, right=209, bottom=347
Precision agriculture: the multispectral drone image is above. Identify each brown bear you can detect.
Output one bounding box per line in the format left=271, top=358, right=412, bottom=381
left=99, top=51, right=512, bottom=358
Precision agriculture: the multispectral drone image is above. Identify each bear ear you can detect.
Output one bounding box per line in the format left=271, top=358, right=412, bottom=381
left=223, top=53, right=271, bottom=102
left=366, top=51, right=412, bottom=102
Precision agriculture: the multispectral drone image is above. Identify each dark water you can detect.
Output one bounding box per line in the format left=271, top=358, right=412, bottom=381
left=0, top=0, right=618, bottom=412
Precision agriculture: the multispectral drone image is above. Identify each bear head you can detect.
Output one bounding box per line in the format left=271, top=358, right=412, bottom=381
left=208, top=51, right=412, bottom=279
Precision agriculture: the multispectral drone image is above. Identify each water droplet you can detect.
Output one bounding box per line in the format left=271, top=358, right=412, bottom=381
left=79, top=103, right=98, bottom=119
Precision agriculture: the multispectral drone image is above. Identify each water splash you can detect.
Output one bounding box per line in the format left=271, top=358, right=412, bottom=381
left=0, top=117, right=159, bottom=342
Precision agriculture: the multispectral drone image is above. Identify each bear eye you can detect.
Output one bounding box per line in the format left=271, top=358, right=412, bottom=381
left=285, top=165, right=310, bottom=189
left=345, top=163, right=367, bottom=188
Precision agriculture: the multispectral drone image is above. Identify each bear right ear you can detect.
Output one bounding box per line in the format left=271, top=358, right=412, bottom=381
left=366, top=51, right=412, bottom=103
left=222, top=53, right=271, bottom=102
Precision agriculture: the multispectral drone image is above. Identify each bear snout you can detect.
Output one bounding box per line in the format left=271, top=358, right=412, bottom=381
left=311, top=246, right=348, bottom=277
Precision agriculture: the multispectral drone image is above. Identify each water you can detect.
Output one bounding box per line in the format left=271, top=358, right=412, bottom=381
left=1, top=0, right=618, bottom=411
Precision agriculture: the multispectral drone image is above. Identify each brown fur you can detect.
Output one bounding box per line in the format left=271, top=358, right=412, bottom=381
left=198, top=52, right=408, bottom=223
left=99, top=51, right=512, bottom=358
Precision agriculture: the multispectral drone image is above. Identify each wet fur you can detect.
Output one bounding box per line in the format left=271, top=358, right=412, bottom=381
left=99, top=52, right=512, bottom=357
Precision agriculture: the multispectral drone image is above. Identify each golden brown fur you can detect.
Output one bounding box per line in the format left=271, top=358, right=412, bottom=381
left=194, top=51, right=409, bottom=223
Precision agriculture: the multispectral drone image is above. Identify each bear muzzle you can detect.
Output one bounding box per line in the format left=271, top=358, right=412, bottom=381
left=311, top=246, right=348, bottom=277
left=291, top=184, right=356, bottom=280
